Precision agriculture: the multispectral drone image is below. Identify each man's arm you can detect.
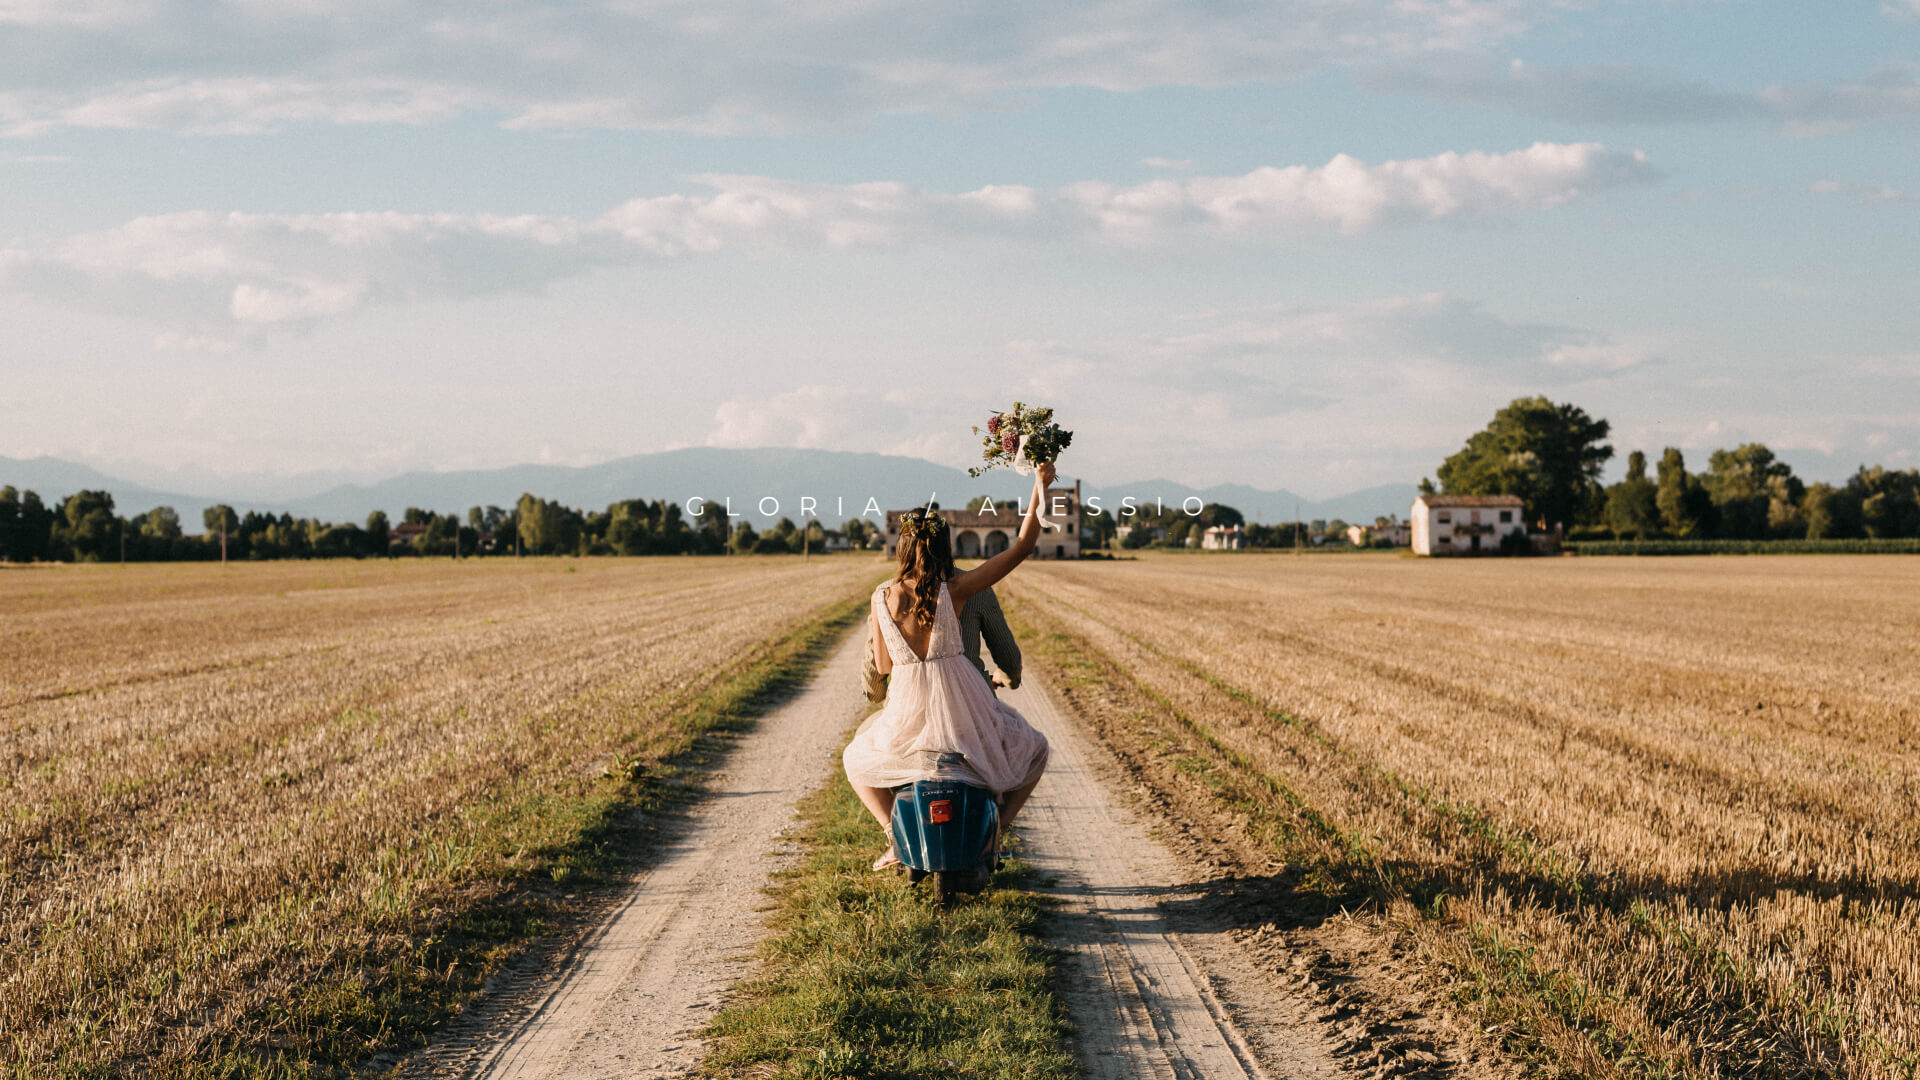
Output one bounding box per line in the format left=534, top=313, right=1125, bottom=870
left=973, top=588, right=1021, bottom=689
left=862, top=623, right=888, bottom=703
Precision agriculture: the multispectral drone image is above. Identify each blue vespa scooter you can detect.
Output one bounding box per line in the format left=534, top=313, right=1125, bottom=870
left=889, top=752, right=1002, bottom=907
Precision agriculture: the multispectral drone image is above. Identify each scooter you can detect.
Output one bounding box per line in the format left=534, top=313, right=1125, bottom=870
left=889, top=752, right=1002, bottom=908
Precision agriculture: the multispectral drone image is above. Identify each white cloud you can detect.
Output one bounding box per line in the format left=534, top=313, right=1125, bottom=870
left=0, top=145, right=1657, bottom=339
left=1811, top=179, right=1920, bottom=204
left=0, top=0, right=1536, bottom=136
left=1368, top=57, right=1920, bottom=134
left=690, top=294, right=1664, bottom=492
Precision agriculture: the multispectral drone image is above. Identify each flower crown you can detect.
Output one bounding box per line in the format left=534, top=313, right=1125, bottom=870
left=898, top=513, right=947, bottom=541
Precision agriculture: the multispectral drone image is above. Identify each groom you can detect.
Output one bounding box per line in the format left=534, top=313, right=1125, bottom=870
left=862, top=585, right=1021, bottom=704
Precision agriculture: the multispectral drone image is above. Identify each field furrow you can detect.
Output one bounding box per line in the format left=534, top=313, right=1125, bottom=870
left=1005, top=554, right=1920, bottom=1079
left=0, top=557, right=882, bottom=1074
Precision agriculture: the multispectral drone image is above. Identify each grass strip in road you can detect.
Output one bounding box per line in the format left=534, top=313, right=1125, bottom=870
left=156, top=593, right=875, bottom=1080
left=701, top=767, right=1075, bottom=1080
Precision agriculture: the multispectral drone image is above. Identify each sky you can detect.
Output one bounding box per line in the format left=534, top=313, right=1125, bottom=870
left=2, top=0, right=1917, bottom=500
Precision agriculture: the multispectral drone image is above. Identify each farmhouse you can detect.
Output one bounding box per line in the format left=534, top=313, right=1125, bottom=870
left=1114, top=522, right=1164, bottom=544
left=1410, top=494, right=1525, bottom=556
left=1200, top=524, right=1247, bottom=550
left=885, top=480, right=1083, bottom=560
left=1348, top=522, right=1411, bottom=547
left=388, top=522, right=428, bottom=553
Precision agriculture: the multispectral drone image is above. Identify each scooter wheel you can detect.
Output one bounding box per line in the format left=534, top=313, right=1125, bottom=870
left=933, top=870, right=958, bottom=909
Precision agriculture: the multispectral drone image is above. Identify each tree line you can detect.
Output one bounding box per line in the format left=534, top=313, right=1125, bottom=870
left=1425, top=396, right=1920, bottom=541
left=0, top=487, right=883, bottom=563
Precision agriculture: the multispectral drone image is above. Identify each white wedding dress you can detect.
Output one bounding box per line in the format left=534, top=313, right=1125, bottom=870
left=843, top=580, right=1049, bottom=794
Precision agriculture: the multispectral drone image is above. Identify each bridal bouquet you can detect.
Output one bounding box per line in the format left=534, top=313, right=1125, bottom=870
left=968, top=402, right=1072, bottom=478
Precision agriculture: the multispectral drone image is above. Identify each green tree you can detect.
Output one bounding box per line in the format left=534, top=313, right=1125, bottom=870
left=1800, top=483, right=1861, bottom=540
left=1200, top=502, right=1244, bottom=529
left=730, top=520, right=759, bottom=554
left=1436, top=397, right=1613, bottom=530
left=1705, top=443, right=1802, bottom=539
left=139, top=505, right=183, bottom=541
left=365, top=510, right=390, bottom=554
left=60, top=490, right=119, bottom=562
left=1850, top=466, right=1920, bottom=539
left=204, top=503, right=238, bottom=563
left=1604, top=450, right=1661, bottom=539
left=0, top=486, right=53, bottom=562
left=1654, top=448, right=1715, bottom=538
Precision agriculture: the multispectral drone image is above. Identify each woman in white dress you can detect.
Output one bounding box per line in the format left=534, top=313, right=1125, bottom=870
left=844, top=461, right=1057, bottom=868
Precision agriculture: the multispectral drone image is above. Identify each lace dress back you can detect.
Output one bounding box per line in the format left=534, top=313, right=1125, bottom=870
left=844, top=580, right=1050, bottom=794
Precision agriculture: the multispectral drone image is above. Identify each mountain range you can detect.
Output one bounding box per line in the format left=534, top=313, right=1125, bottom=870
left=1, top=449, right=1416, bottom=529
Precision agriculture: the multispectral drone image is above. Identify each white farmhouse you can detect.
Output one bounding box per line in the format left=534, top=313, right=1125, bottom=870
left=1200, top=524, right=1247, bottom=550
left=1347, top=522, right=1411, bottom=547
left=1411, top=494, right=1526, bottom=556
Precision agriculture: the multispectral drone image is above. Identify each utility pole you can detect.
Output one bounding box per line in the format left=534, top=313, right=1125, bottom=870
left=1293, top=501, right=1301, bottom=555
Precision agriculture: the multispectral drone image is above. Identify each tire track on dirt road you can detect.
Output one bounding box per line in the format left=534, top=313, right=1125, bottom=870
left=403, top=624, right=1345, bottom=1079
left=400, top=634, right=870, bottom=1080
left=1003, top=678, right=1345, bottom=1080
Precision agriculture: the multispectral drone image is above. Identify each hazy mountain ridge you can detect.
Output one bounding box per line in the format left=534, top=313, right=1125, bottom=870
left=2, top=449, right=1416, bottom=528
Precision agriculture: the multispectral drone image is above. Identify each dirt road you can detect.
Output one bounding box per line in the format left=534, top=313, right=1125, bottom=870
left=1002, top=679, right=1345, bottom=1080
left=402, top=636, right=870, bottom=1079
left=404, top=631, right=1345, bottom=1079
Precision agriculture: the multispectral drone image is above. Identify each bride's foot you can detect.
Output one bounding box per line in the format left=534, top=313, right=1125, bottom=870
left=872, top=848, right=901, bottom=872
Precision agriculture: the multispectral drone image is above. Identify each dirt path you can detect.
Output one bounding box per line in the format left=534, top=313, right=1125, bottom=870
left=405, top=629, right=1346, bottom=1080
left=402, top=634, right=870, bottom=1080
left=1003, top=678, right=1346, bottom=1080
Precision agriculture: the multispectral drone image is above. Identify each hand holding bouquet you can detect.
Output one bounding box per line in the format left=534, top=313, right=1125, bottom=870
left=968, top=402, right=1072, bottom=478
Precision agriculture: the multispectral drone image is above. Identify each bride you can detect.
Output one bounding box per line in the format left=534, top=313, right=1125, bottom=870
left=844, top=461, right=1057, bottom=869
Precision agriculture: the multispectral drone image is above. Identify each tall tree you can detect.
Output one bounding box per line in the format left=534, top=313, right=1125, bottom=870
left=61, top=490, right=119, bottom=562
left=204, top=504, right=238, bottom=564
left=1800, top=483, right=1861, bottom=540
left=365, top=510, right=390, bottom=555
left=1654, top=449, right=1715, bottom=538
left=141, top=506, right=182, bottom=540
left=1604, top=450, right=1661, bottom=539
left=1851, top=466, right=1920, bottom=539
left=1705, top=443, right=1802, bottom=539
left=1436, top=397, right=1613, bottom=530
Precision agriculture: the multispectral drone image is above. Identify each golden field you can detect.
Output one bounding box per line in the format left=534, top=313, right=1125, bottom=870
left=0, top=556, right=880, bottom=1075
left=1004, top=552, right=1920, bottom=1079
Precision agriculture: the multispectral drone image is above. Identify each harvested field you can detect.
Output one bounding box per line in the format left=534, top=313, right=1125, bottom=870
left=0, top=556, right=882, bottom=1075
left=1003, top=553, right=1920, bottom=1079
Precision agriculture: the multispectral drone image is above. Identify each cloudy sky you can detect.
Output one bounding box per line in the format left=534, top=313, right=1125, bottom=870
left=3, top=0, right=1917, bottom=498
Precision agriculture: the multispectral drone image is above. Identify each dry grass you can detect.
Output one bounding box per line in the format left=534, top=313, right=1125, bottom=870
left=1005, top=552, right=1920, bottom=1079
left=0, top=556, right=882, bottom=1076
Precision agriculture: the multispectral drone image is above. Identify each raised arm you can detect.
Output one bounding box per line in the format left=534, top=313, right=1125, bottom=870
left=949, top=462, right=1055, bottom=609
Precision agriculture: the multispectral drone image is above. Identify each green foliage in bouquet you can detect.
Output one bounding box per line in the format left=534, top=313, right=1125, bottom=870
left=969, top=402, right=1073, bottom=478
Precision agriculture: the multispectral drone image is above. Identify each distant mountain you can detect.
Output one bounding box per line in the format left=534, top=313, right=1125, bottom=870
left=1084, top=478, right=1416, bottom=526
left=3, top=448, right=1417, bottom=529
left=279, top=447, right=1046, bottom=524
left=0, top=455, right=227, bottom=524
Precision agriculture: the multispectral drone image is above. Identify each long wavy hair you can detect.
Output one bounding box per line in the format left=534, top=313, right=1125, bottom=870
left=894, top=509, right=956, bottom=625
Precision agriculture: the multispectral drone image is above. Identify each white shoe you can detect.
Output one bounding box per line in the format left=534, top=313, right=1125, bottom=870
left=872, top=848, right=901, bottom=872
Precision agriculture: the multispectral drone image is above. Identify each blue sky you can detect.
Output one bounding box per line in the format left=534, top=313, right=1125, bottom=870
left=2, top=0, right=1916, bottom=499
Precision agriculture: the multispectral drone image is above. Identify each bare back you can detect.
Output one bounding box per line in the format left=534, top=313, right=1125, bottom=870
left=880, top=579, right=939, bottom=661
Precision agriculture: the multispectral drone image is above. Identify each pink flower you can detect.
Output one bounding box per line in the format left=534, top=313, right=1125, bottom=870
left=1001, top=430, right=1019, bottom=454
left=986, top=414, right=1001, bottom=436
